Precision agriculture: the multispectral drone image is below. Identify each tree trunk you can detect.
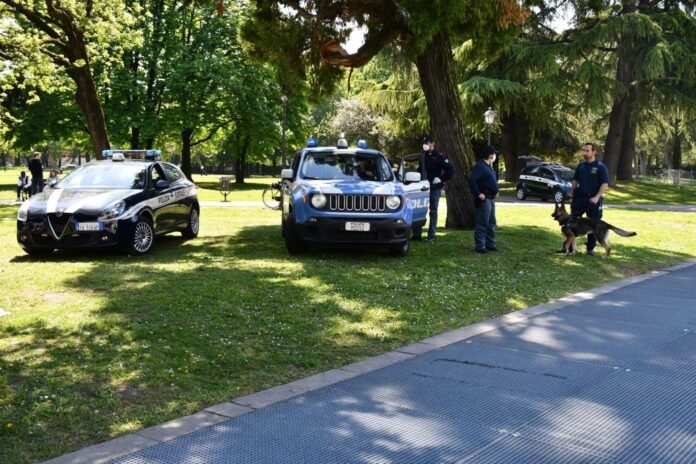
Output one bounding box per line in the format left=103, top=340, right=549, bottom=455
left=501, top=112, right=530, bottom=182
left=130, top=127, right=141, bottom=150
left=70, top=65, right=111, bottom=159
left=181, top=128, right=193, bottom=180
left=414, top=31, right=476, bottom=229
left=672, top=119, right=682, bottom=170
left=235, top=136, right=250, bottom=184
left=617, top=102, right=636, bottom=181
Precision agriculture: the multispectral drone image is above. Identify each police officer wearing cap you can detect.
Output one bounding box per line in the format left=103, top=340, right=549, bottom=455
left=468, top=145, right=500, bottom=253
left=413, top=134, right=454, bottom=242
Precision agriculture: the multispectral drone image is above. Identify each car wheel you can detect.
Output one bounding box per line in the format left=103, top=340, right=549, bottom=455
left=390, top=240, right=409, bottom=257
left=182, top=206, right=200, bottom=239
left=125, top=216, right=155, bottom=255
left=22, top=247, right=54, bottom=257
left=283, top=214, right=308, bottom=255
left=553, top=189, right=565, bottom=204
left=516, top=187, right=527, bottom=201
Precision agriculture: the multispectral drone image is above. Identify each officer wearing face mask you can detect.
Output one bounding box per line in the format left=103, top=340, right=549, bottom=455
left=413, top=134, right=454, bottom=242
left=468, top=145, right=500, bottom=253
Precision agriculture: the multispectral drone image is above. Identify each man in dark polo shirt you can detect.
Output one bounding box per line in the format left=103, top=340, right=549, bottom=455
left=27, top=151, right=44, bottom=196
left=468, top=145, right=500, bottom=253
left=567, top=142, right=609, bottom=256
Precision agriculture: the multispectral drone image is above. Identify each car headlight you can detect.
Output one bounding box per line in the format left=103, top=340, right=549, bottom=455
left=310, top=193, right=327, bottom=209
left=98, top=200, right=126, bottom=220
left=386, top=195, right=401, bottom=210
left=17, top=202, right=29, bottom=221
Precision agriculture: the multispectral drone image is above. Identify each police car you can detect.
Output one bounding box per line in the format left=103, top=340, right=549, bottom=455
left=516, top=163, right=575, bottom=203
left=279, top=137, right=429, bottom=256
left=16, top=150, right=199, bottom=256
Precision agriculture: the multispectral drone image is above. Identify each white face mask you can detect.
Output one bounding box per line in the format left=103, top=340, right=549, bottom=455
left=422, top=144, right=431, bottom=152
left=491, top=154, right=496, bottom=163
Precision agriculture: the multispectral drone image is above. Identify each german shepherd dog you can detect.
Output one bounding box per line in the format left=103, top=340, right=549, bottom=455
left=552, top=203, right=637, bottom=258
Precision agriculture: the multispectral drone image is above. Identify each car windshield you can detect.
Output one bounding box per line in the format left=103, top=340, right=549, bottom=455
left=58, top=164, right=148, bottom=189
left=555, top=169, right=575, bottom=182
left=301, top=153, right=393, bottom=181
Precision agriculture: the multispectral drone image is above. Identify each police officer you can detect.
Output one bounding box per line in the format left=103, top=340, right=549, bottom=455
left=27, top=151, right=44, bottom=196
left=567, top=142, right=609, bottom=256
left=413, top=134, right=454, bottom=242
left=469, top=145, right=500, bottom=253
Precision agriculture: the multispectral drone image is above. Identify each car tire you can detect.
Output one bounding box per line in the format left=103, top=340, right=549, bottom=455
left=516, top=187, right=527, bottom=201
left=182, top=206, right=200, bottom=239
left=390, top=240, right=409, bottom=257
left=283, top=214, right=308, bottom=255
left=22, top=247, right=54, bottom=257
left=553, top=189, right=564, bottom=204
left=124, top=216, right=155, bottom=255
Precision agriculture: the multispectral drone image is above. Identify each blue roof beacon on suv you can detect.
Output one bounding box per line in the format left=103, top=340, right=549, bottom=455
left=516, top=163, right=575, bottom=203
left=279, top=137, right=430, bottom=257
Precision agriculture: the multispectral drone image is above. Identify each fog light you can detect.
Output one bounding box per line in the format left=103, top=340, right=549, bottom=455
left=100, top=235, right=110, bottom=242
left=396, top=219, right=404, bottom=224
left=308, top=217, right=318, bottom=223
left=20, top=233, right=28, bottom=242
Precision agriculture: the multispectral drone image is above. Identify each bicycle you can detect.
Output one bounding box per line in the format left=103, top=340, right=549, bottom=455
left=262, top=181, right=283, bottom=210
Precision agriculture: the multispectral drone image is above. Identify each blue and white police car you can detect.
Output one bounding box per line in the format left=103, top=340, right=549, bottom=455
left=516, top=163, right=575, bottom=203
left=16, top=150, right=199, bottom=256
left=279, top=137, right=430, bottom=256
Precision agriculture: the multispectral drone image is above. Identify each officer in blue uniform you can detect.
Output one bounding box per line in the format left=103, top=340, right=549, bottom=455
left=413, top=134, right=454, bottom=242
left=469, top=145, right=500, bottom=253
left=567, top=142, right=609, bottom=255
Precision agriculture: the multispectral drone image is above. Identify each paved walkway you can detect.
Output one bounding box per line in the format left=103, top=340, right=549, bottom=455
left=45, top=258, right=696, bottom=464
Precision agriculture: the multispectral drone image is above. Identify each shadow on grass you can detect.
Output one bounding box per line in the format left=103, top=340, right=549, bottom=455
left=0, top=220, right=692, bottom=463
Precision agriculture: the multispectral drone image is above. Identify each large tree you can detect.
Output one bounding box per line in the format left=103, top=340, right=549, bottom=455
left=0, top=0, right=137, bottom=158
left=244, top=1, right=528, bottom=228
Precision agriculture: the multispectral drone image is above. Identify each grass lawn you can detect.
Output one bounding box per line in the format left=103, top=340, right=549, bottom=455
left=499, top=179, right=696, bottom=205
left=1, top=201, right=695, bottom=463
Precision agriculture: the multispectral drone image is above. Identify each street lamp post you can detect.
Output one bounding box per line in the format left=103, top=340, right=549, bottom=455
left=280, top=94, right=288, bottom=168
left=483, top=107, right=498, bottom=178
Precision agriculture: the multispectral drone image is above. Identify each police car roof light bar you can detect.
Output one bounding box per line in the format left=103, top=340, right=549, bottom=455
left=102, top=149, right=162, bottom=160
left=357, top=139, right=368, bottom=149
left=307, top=136, right=318, bottom=148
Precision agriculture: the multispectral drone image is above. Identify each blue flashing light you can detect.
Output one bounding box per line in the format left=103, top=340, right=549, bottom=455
left=101, top=149, right=161, bottom=160
left=307, top=136, right=318, bottom=148
left=357, top=139, right=368, bottom=149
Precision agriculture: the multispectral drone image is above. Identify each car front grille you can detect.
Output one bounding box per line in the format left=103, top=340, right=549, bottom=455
left=328, top=194, right=387, bottom=212
left=47, top=213, right=72, bottom=239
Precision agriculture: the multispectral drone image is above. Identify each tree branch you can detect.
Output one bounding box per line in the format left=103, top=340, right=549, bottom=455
left=190, top=119, right=236, bottom=147
left=0, top=0, right=63, bottom=41
left=320, top=26, right=398, bottom=68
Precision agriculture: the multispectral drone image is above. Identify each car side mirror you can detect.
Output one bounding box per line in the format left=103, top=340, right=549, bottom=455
left=404, top=172, right=421, bottom=183
left=155, top=179, right=170, bottom=189
left=280, top=169, right=293, bottom=180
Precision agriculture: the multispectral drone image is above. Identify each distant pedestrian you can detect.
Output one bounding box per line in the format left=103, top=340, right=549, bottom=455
left=16, top=171, right=30, bottom=201
left=200, top=164, right=207, bottom=176
left=27, top=152, right=44, bottom=196
left=47, top=169, right=60, bottom=187
left=566, top=142, right=609, bottom=256
left=412, top=134, right=454, bottom=242
left=468, top=145, right=500, bottom=253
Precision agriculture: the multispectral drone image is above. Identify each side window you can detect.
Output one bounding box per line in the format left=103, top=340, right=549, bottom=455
left=540, top=169, right=554, bottom=180
left=162, top=163, right=183, bottom=183
left=291, top=153, right=301, bottom=176
left=525, top=167, right=539, bottom=176
left=399, top=155, right=422, bottom=181
left=151, top=164, right=167, bottom=187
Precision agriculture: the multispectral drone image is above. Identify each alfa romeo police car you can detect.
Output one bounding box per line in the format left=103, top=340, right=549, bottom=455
left=516, top=163, right=575, bottom=203
left=16, top=150, right=199, bottom=256
left=279, top=137, right=429, bottom=256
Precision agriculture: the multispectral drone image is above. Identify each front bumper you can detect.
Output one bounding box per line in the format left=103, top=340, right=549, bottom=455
left=294, top=217, right=410, bottom=245
left=17, top=214, right=135, bottom=250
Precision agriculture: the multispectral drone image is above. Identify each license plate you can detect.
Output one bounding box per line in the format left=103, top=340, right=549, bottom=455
left=345, top=221, right=370, bottom=232
left=76, top=222, right=102, bottom=232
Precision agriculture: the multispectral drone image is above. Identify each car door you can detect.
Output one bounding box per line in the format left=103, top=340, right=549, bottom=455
left=398, top=153, right=429, bottom=226
left=521, top=166, right=543, bottom=195
left=150, top=163, right=177, bottom=231
left=161, top=162, right=190, bottom=227
left=538, top=168, right=556, bottom=197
